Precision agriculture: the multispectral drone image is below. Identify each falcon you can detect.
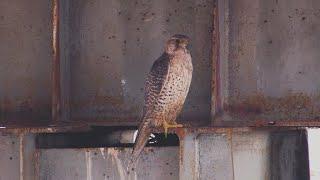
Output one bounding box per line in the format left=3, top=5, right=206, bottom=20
left=131, top=34, right=193, bottom=164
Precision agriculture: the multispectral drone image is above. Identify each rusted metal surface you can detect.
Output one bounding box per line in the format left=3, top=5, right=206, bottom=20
left=0, top=134, right=38, bottom=180
left=68, top=0, right=213, bottom=126
left=21, top=134, right=40, bottom=180
left=0, top=121, right=309, bottom=134
left=212, top=0, right=320, bottom=126
left=0, top=1, right=315, bottom=179
left=1, top=0, right=320, bottom=129
left=211, top=0, right=222, bottom=117
left=0, top=134, right=20, bottom=180
left=180, top=130, right=309, bottom=180
left=52, top=0, right=61, bottom=122
left=1, top=126, right=90, bottom=134
left=270, top=130, right=309, bottom=180
left=0, top=130, right=310, bottom=180
left=0, top=0, right=52, bottom=126
left=179, top=133, right=199, bottom=180
left=220, top=93, right=320, bottom=121
left=59, top=0, right=71, bottom=122
left=198, top=134, right=234, bottom=180
left=232, top=131, right=271, bottom=180
left=40, top=147, right=179, bottom=180
left=213, top=119, right=320, bottom=127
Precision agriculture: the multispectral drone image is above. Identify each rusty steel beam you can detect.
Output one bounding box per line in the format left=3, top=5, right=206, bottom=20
left=1, top=116, right=320, bottom=133
left=0, top=119, right=318, bottom=134
left=211, top=0, right=222, bottom=118
left=52, top=0, right=61, bottom=122
left=213, top=119, right=320, bottom=127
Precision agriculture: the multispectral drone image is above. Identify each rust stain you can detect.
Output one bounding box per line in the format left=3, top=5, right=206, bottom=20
left=71, top=95, right=124, bottom=108
left=175, top=128, right=186, bottom=139
left=211, top=0, right=222, bottom=116
left=19, top=134, right=25, bottom=180
left=95, top=95, right=124, bottom=107
left=225, top=128, right=233, bottom=142
left=223, top=93, right=320, bottom=120
left=251, top=119, right=320, bottom=127
left=52, top=0, right=61, bottom=122
left=178, top=132, right=185, bottom=166
left=72, top=93, right=125, bottom=108
left=1, top=97, right=12, bottom=114
left=34, top=150, right=40, bottom=180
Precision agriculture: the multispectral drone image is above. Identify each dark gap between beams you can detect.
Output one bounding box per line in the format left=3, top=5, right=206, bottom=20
left=36, top=126, right=179, bottom=149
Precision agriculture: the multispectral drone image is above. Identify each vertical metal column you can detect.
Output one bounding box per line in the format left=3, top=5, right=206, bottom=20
left=52, top=0, right=61, bottom=122
left=211, top=0, right=222, bottom=118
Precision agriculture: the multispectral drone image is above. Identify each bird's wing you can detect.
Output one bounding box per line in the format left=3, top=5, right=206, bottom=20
left=143, top=53, right=170, bottom=114
left=130, top=53, right=170, bottom=165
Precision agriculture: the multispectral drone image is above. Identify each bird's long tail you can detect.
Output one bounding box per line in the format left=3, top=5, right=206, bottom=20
left=130, top=118, right=152, bottom=166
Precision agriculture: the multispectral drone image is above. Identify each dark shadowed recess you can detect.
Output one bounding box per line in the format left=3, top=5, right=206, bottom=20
left=270, top=130, right=309, bottom=180
left=36, top=126, right=179, bottom=149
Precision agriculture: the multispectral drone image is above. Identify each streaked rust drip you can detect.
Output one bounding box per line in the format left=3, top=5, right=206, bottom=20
left=211, top=0, right=222, bottom=118
left=34, top=150, right=41, bottom=180
left=52, top=0, right=61, bottom=122
left=19, top=134, right=25, bottom=180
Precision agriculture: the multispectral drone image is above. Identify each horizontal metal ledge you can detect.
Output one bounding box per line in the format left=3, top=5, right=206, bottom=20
left=212, top=119, right=320, bottom=127
left=0, top=119, right=316, bottom=134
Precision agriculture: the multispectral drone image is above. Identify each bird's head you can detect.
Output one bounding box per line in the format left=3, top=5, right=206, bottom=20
left=165, top=34, right=190, bottom=54
left=171, top=34, right=190, bottom=48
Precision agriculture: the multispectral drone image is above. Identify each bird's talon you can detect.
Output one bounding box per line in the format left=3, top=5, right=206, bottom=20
left=174, top=123, right=183, bottom=128
left=163, top=121, right=183, bottom=138
left=164, top=126, right=168, bottom=138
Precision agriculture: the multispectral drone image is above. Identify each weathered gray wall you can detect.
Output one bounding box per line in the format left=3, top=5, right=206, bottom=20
left=218, top=0, right=320, bottom=122
left=0, top=130, right=310, bottom=180
left=0, top=134, right=37, bottom=180
left=40, top=147, right=179, bottom=180
left=0, top=0, right=52, bottom=123
left=180, top=130, right=309, bottom=180
left=199, top=134, right=234, bottom=180
left=0, top=1, right=317, bottom=180
left=0, top=0, right=213, bottom=126
left=308, top=129, right=320, bottom=180
left=270, top=130, right=309, bottom=180
left=67, top=0, right=213, bottom=125
left=0, top=134, right=21, bottom=180
left=1, top=0, right=320, bottom=127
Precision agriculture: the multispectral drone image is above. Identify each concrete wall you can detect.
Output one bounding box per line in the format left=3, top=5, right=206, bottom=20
left=0, top=0, right=52, bottom=123
left=0, top=133, right=179, bottom=180
left=0, top=134, right=37, bottom=180
left=40, top=147, right=179, bottom=180
left=218, top=0, right=320, bottom=122
left=180, top=130, right=309, bottom=180
left=0, top=130, right=310, bottom=180
left=67, top=0, right=213, bottom=125
left=0, top=1, right=316, bottom=179
left=307, top=129, right=320, bottom=180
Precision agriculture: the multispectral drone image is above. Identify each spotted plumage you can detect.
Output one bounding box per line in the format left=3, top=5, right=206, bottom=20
left=131, top=34, right=193, bottom=164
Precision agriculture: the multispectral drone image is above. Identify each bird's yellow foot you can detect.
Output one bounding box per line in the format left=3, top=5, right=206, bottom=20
left=163, top=121, right=183, bottom=138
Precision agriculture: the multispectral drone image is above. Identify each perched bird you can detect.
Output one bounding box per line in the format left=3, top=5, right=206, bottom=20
left=131, top=34, right=193, bottom=164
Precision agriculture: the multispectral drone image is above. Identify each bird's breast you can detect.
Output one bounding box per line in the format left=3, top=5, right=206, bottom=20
left=159, top=54, right=192, bottom=104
